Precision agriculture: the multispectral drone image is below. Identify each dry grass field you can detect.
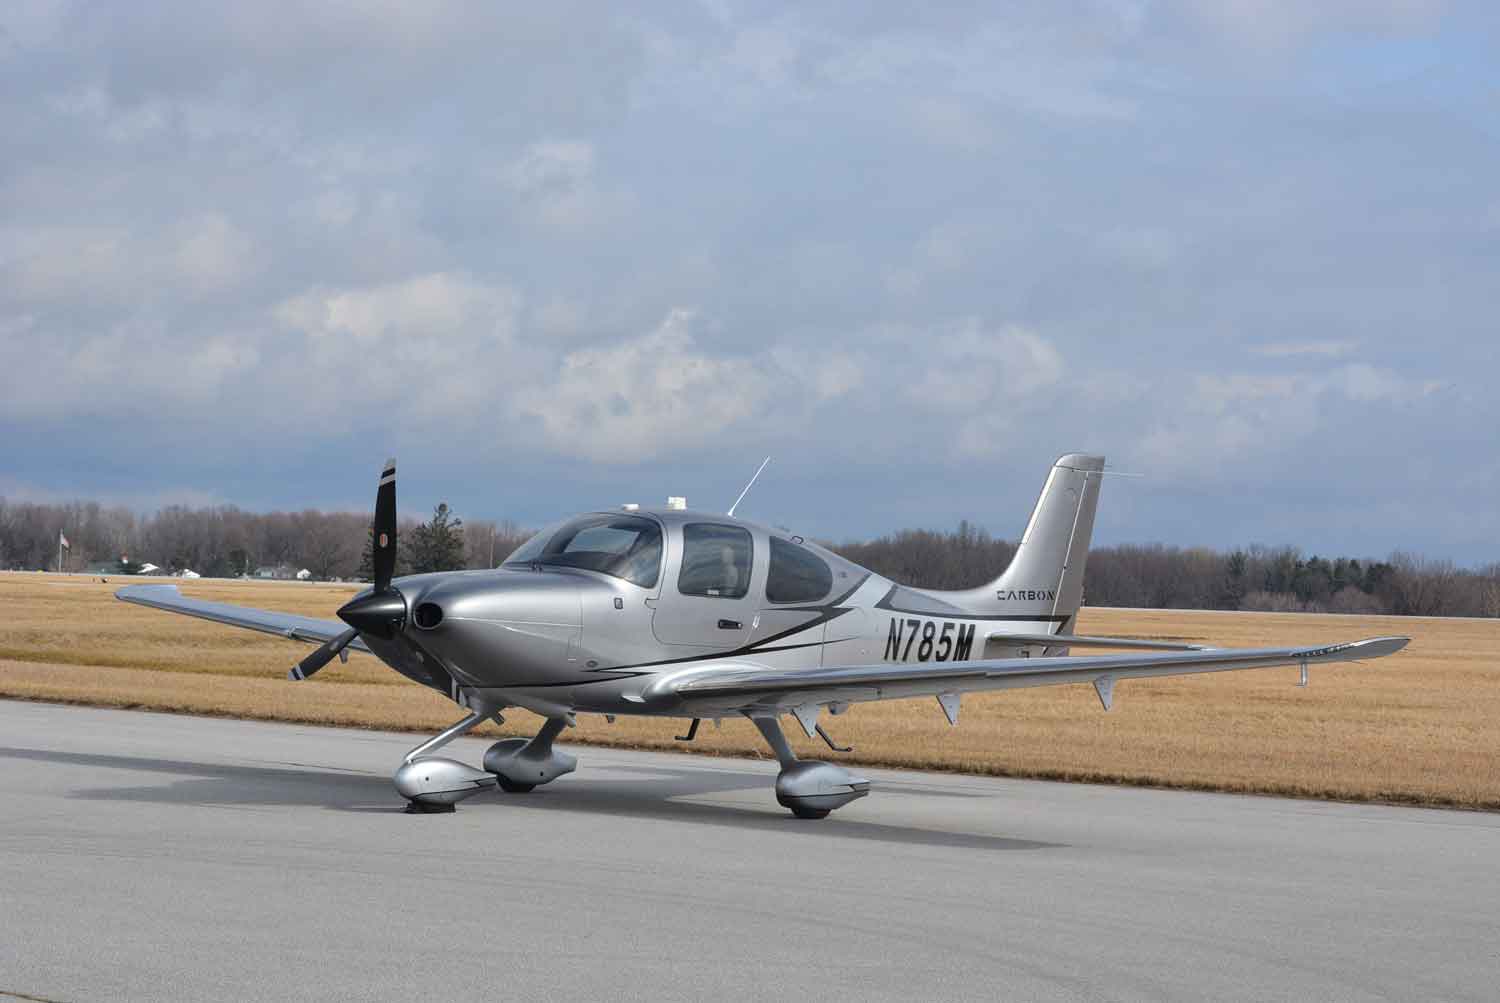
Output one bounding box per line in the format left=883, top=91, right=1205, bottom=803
left=2, top=571, right=1496, bottom=808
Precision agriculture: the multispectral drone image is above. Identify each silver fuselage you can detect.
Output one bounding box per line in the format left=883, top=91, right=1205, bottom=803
left=366, top=507, right=1066, bottom=721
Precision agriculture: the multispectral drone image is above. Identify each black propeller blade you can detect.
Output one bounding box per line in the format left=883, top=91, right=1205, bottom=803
left=372, top=457, right=397, bottom=593
left=333, top=457, right=407, bottom=640
left=287, top=457, right=406, bottom=683
left=288, top=627, right=358, bottom=681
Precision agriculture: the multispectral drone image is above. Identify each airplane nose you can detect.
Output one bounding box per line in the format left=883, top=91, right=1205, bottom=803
left=337, top=588, right=407, bottom=639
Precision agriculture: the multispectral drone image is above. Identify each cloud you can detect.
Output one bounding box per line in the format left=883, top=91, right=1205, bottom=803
left=2, top=214, right=258, bottom=306
left=911, top=324, right=1064, bottom=414
left=1251, top=340, right=1357, bottom=358
left=269, top=272, right=524, bottom=424
left=501, top=140, right=596, bottom=195
left=1, top=3, right=1495, bottom=558
left=0, top=319, right=261, bottom=421
left=514, top=310, right=766, bottom=463
left=273, top=272, right=517, bottom=345
left=1172, top=0, right=1450, bottom=53
left=1133, top=363, right=1446, bottom=477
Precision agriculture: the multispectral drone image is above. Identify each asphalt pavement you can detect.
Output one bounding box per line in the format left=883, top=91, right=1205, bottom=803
left=1, top=700, right=1496, bottom=1001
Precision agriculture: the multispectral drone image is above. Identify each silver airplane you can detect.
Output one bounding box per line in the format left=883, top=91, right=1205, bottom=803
left=118, top=454, right=1409, bottom=818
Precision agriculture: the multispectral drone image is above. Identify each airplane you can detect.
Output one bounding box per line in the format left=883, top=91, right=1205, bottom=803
left=117, top=454, right=1409, bottom=818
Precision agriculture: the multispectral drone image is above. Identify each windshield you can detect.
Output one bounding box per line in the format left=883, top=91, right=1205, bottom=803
left=503, top=514, right=662, bottom=588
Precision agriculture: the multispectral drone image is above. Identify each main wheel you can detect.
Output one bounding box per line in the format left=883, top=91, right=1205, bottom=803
left=789, top=805, right=830, bottom=820
left=497, top=777, right=536, bottom=793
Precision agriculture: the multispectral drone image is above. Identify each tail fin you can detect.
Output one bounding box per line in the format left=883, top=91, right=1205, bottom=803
left=941, top=453, right=1104, bottom=621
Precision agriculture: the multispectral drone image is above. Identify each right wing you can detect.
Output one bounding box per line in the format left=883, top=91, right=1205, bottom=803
left=116, top=584, right=370, bottom=654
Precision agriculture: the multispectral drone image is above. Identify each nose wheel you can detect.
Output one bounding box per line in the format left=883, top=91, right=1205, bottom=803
left=394, top=707, right=578, bottom=811
left=393, top=706, right=502, bottom=811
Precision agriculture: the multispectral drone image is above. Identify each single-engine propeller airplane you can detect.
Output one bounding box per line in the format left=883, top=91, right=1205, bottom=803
left=119, top=454, right=1409, bottom=818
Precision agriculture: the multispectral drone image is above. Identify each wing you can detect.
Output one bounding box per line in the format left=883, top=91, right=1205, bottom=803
left=116, top=584, right=370, bottom=654
left=988, top=632, right=1206, bottom=651
left=655, top=636, right=1409, bottom=714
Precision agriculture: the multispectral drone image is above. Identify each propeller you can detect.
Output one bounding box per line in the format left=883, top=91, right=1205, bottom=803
left=289, top=627, right=358, bottom=681
left=288, top=457, right=406, bottom=682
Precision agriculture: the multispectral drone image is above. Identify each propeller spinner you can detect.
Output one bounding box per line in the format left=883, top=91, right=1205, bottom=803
left=288, top=457, right=405, bottom=681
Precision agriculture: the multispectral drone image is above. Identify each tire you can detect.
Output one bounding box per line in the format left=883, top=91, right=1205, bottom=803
left=497, top=777, right=536, bottom=793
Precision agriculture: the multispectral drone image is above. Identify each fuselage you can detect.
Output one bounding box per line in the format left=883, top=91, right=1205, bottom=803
left=364, top=507, right=1068, bottom=719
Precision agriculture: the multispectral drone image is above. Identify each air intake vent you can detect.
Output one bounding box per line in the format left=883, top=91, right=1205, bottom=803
left=413, top=602, right=444, bottom=630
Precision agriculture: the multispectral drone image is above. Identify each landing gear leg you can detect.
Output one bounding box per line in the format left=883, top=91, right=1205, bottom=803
left=483, top=717, right=578, bottom=793
left=750, top=715, right=869, bottom=819
left=393, top=707, right=502, bottom=812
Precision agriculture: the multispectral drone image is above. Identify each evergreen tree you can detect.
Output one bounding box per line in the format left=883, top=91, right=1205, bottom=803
left=404, top=504, right=465, bottom=574
left=356, top=520, right=412, bottom=581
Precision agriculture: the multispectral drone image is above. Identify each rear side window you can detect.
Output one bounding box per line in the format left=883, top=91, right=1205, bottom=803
left=678, top=523, right=753, bottom=599
left=766, top=536, right=833, bottom=604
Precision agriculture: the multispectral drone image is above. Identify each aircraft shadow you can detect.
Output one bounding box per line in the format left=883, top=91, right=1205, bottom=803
left=491, top=764, right=1061, bottom=851
left=0, top=746, right=396, bottom=813
left=1, top=745, right=1062, bottom=851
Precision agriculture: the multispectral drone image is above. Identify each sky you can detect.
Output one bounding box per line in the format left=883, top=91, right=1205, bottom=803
left=2, top=1, right=1498, bottom=562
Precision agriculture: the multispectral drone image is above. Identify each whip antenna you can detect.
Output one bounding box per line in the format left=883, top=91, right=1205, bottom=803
left=727, top=456, right=771, bottom=517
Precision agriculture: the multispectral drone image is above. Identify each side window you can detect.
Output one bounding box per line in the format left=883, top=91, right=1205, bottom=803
left=678, top=523, right=753, bottom=599
left=766, top=536, right=833, bottom=604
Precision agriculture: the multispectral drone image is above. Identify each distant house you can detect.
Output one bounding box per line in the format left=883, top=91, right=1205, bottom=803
left=253, top=565, right=297, bottom=580
left=179, top=569, right=201, bottom=579
left=295, top=568, right=312, bottom=581
left=137, top=562, right=161, bottom=575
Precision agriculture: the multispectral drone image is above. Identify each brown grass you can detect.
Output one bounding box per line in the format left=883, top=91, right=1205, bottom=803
left=2, top=571, right=1497, bottom=808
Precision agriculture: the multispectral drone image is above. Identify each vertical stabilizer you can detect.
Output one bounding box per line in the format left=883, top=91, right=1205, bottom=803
left=939, top=453, right=1104, bottom=621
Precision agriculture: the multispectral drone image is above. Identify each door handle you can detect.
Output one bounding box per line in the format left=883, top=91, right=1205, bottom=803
left=717, top=619, right=742, bottom=630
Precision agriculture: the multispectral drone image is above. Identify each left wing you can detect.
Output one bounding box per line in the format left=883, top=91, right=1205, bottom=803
left=652, top=636, right=1408, bottom=714
left=988, top=631, right=1205, bottom=651
left=116, top=584, right=370, bottom=653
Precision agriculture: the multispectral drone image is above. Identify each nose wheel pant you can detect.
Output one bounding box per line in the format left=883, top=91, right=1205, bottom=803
left=393, top=706, right=503, bottom=811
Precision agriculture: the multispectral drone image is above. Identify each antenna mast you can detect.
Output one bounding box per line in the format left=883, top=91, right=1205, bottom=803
left=727, top=457, right=771, bottom=517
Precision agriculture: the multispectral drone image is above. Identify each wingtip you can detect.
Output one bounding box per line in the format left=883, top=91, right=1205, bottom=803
left=115, top=583, right=182, bottom=602
left=1353, top=635, right=1411, bottom=658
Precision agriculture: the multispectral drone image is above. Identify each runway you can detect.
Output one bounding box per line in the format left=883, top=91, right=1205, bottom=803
left=1, top=702, right=1495, bottom=1001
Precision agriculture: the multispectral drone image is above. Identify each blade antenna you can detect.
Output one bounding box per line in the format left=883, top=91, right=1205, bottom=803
left=727, top=456, right=771, bottom=518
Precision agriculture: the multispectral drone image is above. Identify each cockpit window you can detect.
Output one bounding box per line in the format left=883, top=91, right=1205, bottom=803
left=766, top=536, right=834, bottom=604
left=503, top=514, right=662, bottom=588
left=678, top=523, right=753, bottom=599
left=502, top=521, right=561, bottom=566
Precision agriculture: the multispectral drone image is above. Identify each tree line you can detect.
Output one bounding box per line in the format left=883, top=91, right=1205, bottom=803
left=0, top=498, right=528, bottom=582
left=2, top=499, right=1496, bottom=618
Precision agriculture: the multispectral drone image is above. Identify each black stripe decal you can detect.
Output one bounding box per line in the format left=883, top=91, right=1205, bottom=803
left=873, top=586, right=1070, bottom=623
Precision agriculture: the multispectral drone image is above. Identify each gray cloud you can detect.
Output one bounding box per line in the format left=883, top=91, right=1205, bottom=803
left=2, top=1, right=1496, bottom=561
